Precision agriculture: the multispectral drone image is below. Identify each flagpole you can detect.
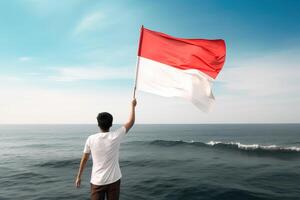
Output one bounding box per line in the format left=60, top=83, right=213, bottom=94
left=133, top=25, right=144, bottom=99
left=133, top=56, right=140, bottom=98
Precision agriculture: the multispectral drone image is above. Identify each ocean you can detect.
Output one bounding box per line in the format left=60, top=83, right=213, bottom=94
left=0, top=124, right=299, bottom=200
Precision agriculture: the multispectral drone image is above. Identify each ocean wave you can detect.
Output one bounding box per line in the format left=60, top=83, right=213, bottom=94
left=206, top=141, right=300, bottom=152
left=34, top=159, right=82, bottom=168
left=132, top=140, right=300, bottom=153
left=35, top=140, right=299, bottom=169
left=35, top=158, right=185, bottom=169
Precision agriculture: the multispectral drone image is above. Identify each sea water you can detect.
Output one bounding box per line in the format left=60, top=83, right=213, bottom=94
left=0, top=124, right=299, bottom=200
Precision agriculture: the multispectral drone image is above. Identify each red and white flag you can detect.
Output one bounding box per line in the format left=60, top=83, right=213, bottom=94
left=136, top=26, right=226, bottom=112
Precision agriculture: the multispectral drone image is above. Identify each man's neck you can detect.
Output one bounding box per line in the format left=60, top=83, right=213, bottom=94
left=100, top=129, right=110, bottom=133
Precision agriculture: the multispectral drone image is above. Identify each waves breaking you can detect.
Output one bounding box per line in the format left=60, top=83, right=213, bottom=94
left=137, top=140, right=300, bottom=153
left=35, top=140, right=300, bottom=169
left=206, top=141, right=300, bottom=152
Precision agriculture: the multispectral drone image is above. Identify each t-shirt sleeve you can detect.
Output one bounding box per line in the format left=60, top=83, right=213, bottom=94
left=115, top=126, right=126, bottom=139
left=83, top=137, right=91, bottom=154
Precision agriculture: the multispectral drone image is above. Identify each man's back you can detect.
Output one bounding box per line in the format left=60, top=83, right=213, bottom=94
left=75, top=99, right=136, bottom=200
left=84, top=127, right=126, bottom=185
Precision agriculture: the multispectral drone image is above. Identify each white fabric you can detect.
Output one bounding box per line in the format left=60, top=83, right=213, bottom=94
left=83, top=126, right=126, bottom=185
left=137, top=57, right=215, bottom=112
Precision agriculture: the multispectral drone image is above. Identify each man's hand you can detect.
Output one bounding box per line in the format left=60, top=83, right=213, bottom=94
left=75, top=176, right=81, bottom=188
left=132, top=98, right=137, bottom=107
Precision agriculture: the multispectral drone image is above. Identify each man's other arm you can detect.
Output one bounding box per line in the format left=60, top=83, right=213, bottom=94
left=75, top=153, right=90, bottom=188
left=124, top=98, right=137, bottom=133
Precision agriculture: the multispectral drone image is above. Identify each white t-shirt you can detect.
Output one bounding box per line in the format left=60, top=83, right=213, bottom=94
left=83, top=126, right=126, bottom=185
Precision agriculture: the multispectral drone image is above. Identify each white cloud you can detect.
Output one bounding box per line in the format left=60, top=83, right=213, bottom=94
left=218, top=48, right=300, bottom=97
left=18, top=56, right=32, bottom=62
left=26, top=72, right=40, bottom=76
left=1, top=48, right=300, bottom=124
left=0, top=85, right=132, bottom=124
left=0, top=75, right=22, bottom=81
left=74, top=12, right=105, bottom=35
left=49, top=66, right=134, bottom=81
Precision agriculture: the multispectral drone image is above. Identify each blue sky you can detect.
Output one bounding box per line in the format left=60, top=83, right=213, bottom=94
left=0, top=0, right=300, bottom=124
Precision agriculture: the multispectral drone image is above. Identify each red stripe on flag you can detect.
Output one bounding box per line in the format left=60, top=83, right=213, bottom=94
left=138, top=27, right=226, bottom=79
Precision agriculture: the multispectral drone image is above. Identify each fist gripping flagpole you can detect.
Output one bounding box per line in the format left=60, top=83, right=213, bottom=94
left=133, top=25, right=144, bottom=98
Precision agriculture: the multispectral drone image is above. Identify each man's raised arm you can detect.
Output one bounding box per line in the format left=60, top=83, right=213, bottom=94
left=124, top=98, right=137, bottom=133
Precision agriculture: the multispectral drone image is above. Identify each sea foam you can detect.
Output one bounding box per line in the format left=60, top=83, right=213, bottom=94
left=206, top=141, right=300, bottom=152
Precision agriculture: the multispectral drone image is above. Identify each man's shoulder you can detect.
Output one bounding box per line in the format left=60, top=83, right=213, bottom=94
left=114, top=126, right=126, bottom=133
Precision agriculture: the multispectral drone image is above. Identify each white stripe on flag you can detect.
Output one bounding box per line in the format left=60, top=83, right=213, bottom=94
left=137, top=57, right=215, bottom=112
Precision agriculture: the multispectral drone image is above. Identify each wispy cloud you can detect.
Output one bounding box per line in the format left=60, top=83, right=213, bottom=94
left=219, top=48, right=300, bottom=97
left=0, top=75, right=22, bottom=82
left=74, top=12, right=105, bottom=35
left=50, top=66, right=133, bottom=81
left=18, top=56, right=33, bottom=62
left=0, top=85, right=131, bottom=124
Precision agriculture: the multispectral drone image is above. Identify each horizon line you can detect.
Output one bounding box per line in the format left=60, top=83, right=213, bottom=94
left=0, top=123, right=299, bottom=125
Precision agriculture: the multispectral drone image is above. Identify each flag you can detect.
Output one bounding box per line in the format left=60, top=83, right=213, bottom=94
left=136, top=26, right=226, bottom=112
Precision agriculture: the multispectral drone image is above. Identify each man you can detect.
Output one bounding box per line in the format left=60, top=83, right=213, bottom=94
left=75, top=98, right=137, bottom=200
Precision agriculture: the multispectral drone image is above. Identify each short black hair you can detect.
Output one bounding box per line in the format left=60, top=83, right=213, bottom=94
left=97, top=112, right=113, bottom=131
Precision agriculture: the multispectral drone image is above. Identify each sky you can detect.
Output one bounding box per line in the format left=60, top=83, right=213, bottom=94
left=0, top=0, right=300, bottom=124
